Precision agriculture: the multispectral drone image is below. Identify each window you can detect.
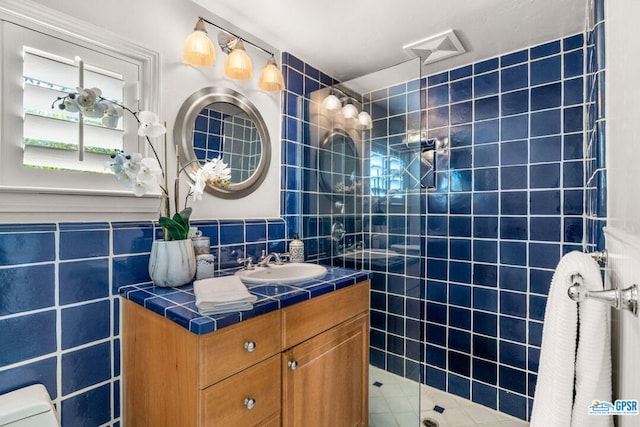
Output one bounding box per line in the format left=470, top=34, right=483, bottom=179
left=0, top=2, right=160, bottom=217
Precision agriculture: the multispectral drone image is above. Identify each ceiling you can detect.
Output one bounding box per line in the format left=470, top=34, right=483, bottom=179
left=193, top=0, right=586, bottom=83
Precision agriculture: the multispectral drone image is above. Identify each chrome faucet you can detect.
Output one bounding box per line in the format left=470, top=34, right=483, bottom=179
left=237, top=256, right=255, bottom=270
left=257, top=251, right=289, bottom=267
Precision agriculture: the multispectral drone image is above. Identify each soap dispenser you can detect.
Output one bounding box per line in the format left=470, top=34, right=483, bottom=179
left=289, top=232, right=304, bottom=263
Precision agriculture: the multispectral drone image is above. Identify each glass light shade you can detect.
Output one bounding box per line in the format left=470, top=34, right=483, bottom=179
left=356, top=111, right=373, bottom=130
left=183, top=20, right=216, bottom=66
left=322, top=94, right=342, bottom=112
left=224, top=40, right=253, bottom=80
left=342, top=103, right=358, bottom=120
left=258, top=57, right=285, bottom=92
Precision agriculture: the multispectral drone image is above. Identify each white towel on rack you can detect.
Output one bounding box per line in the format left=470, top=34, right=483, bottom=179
left=530, top=251, right=612, bottom=427
left=193, top=275, right=257, bottom=315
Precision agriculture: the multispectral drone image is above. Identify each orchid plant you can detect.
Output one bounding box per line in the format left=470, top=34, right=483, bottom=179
left=52, top=87, right=232, bottom=240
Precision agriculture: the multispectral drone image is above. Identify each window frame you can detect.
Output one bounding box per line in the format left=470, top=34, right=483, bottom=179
left=0, top=0, right=162, bottom=219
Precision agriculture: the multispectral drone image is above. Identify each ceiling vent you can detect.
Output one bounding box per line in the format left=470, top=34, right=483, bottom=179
left=403, top=29, right=465, bottom=65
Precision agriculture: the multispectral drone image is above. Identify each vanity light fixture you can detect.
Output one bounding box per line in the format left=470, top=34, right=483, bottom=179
left=320, top=87, right=373, bottom=130
left=183, top=17, right=285, bottom=92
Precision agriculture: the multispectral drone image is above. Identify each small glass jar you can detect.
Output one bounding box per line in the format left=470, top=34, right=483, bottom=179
left=192, top=236, right=211, bottom=255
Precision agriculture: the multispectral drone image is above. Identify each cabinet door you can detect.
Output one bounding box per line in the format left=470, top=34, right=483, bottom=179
left=282, top=313, right=369, bottom=427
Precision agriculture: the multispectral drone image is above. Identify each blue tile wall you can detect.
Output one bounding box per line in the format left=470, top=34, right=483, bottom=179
left=281, top=16, right=604, bottom=422
left=0, top=218, right=285, bottom=426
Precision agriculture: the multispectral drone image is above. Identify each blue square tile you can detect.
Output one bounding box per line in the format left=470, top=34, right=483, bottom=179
left=501, top=192, right=528, bottom=215
left=530, top=269, right=553, bottom=295
left=500, top=217, right=528, bottom=240
left=426, top=323, right=446, bottom=346
left=451, top=125, right=472, bottom=147
left=59, top=259, right=110, bottom=305
left=0, top=264, right=54, bottom=315
left=112, top=254, right=151, bottom=292
left=501, top=64, right=528, bottom=91
left=450, top=239, right=471, bottom=261
left=451, top=102, right=472, bottom=125
left=501, top=140, right=528, bottom=166
left=448, top=351, right=470, bottom=376
left=450, top=170, right=473, bottom=192
left=473, top=240, right=497, bottom=263
left=529, top=321, right=543, bottom=346
left=450, top=306, right=471, bottom=329
left=62, top=342, right=111, bottom=395
left=475, top=96, right=499, bottom=120
left=500, top=166, right=527, bottom=190
left=473, top=358, right=497, bottom=385
left=450, top=78, right=472, bottom=102
left=529, top=243, right=561, bottom=269
left=474, top=168, right=498, bottom=191
left=564, top=217, right=584, bottom=243
left=500, top=241, right=527, bottom=266
left=530, top=55, right=561, bottom=85
left=389, top=93, right=407, bottom=115
left=449, top=329, right=471, bottom=353
left=449, top=216, right=472, bottom=238
left=531, top=40, right=560, bottom=59
left=564, top=77, right=584, bottom=106
left=499, top=365, right=527, bottom=394
left=61, top=384, right=111, bottom=426
left=426, top=366, right=447, bottom=390
left=474, top=144, right=499, bottom=167
left=501, top=114, right=528, bottom=141
left=530, top=190, right=561, bottom=215
left=0, top=357, right=57, bottom=397
left=530, top=163, right=560, bottom=188
left=500, top=341, right=527, bottom=369
left=428, top=215, right=448, bottom=236
left=473, top=216, right=498, bottom=239
left=474, top=72, right=499, bottom=97
left=531, top=82, right=561, bottom=110
left=450, top=283, right=471, bottom=306
left=564, top=133, right=584, bottom=161
left=499, top=266, right=527, bottom=292
left=450, top=148, right=472, bottom=170
left=474, top=264, right=497, bottom=287
left=60, top=228, right=109, bottom=260
left=473, top=311, right=498, bottom=338
left=473, top=193, right=498, bottom=215
left=449, top=374, right=471, bottom=400
left=427, top=237, right=448, bottom=259
left=428, top=84, right=449, bottom=108
left=112, top=224, right=153, bottom=255
left=428, top=72, right=449, bottom=86
left=500, top=291, right=527, bottom=318
left=475, top=58, right=499, bottom=74
left=564, top=33, right=584, bottom=51
left=0, top=230, right=55, bottom=266
left=426, top=302, right=447, bottom=324
left=499, top=390, right=527, bottom=420
left=473, top=382, right=497, bottom=410
left=450, top=261, right=472, bottom=284
left=451, top=65, right=472, bottom=80
left=450, top=193, right=472, bottom=214
left=220, top=222, right=244, bottom=244
left=427, top=259, right=448, bottom=281
left=61, top=300, right=110, bottom=349
left=0, top=310, right=56, bottom=365
left=530, top=217, right=561, bottom=241
left=473, top=334, right=497, bottom=359
left=530, top=135, right=562, bottom=163
left=501, top=90, right=528, bottom=116
left=428, top=106, right=449, bottom=128
left=530, top=295, right=548, bottom=320
left=473, top=287, right=498, bottom=312
left=426, top=345, right=446, bottom=368
left=500, top=316, right=527, bottom=342
left=501, top=50, right=528, bottom=67
left=564, top=49, right=584, bottom=78
left=564, top=106, right=583, bottom=133
left=474, top=119, right=499, bottom=144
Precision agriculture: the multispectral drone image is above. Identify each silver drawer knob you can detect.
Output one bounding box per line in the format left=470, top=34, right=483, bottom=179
left=244, top=397, right=256, bottom=410
left=288, top=360, right=298, bottom=370
left=244, top=341, right=256, bottom=352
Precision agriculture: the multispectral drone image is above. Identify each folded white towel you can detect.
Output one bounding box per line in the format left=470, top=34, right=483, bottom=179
left=530, top=251, right=612, bottom=427
left=193, top=275, right=257, bottom=315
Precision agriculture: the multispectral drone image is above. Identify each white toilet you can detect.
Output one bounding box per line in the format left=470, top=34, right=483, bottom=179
left=0, top=384, right=60, bottom=426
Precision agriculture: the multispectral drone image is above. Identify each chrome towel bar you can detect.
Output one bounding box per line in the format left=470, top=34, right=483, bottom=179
left=567, top=273, right=638, bottom=316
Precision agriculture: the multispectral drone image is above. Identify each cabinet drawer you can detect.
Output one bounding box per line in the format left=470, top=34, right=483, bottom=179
left=200, top=355, right=281, bottom=427
left=199, top=310, right=281, bottom=387
left=282, top=281, right=369, bottom=348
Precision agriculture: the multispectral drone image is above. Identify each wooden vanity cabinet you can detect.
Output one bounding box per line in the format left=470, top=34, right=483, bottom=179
left=122, top=280, right=369, bottom=426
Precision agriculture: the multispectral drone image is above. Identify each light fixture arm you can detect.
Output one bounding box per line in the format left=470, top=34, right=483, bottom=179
left=197, top=16, right=275, bottom=57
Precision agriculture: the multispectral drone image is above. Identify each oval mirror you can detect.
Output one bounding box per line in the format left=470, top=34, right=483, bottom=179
left=318, top=129, right=361, bottom=196
left=174, top=87, right=271, bottom=199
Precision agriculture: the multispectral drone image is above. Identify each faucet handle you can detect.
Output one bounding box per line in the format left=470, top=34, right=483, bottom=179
left=276, top=252, right=290, bottom=264
left=237, top=256, right=255, bottom=270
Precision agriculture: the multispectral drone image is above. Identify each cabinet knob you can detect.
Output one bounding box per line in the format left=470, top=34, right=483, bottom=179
left=244, top=341, right=256, bottom=352
left=244, top=397, right=256, bottom=410
left=288, top=360, right=298, bottom=370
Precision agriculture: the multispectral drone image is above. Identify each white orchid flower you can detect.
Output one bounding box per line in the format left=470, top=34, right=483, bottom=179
left=102, top=103, right=123, bottom=128
left=76, top=87, right=101, bottom=109
left=137, top=110, right=166, bottom=137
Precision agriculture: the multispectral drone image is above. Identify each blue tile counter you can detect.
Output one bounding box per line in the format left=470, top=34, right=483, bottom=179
left=119, top=266, right=371, bottom=335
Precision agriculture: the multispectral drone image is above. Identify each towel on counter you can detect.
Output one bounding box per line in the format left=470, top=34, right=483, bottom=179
left=193, top=275, right=257, bottom=315
left=530, top=251, right=612, bottom=427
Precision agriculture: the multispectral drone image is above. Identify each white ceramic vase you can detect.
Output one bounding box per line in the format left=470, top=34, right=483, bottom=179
left=148, top=239, right=196, bottom=287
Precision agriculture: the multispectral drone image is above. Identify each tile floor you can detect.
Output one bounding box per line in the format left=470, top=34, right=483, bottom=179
left=369, top=366, right=529, bottom=427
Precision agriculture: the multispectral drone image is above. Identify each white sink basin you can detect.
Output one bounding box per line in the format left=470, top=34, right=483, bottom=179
left=235, top=263, right=327, bottom=284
